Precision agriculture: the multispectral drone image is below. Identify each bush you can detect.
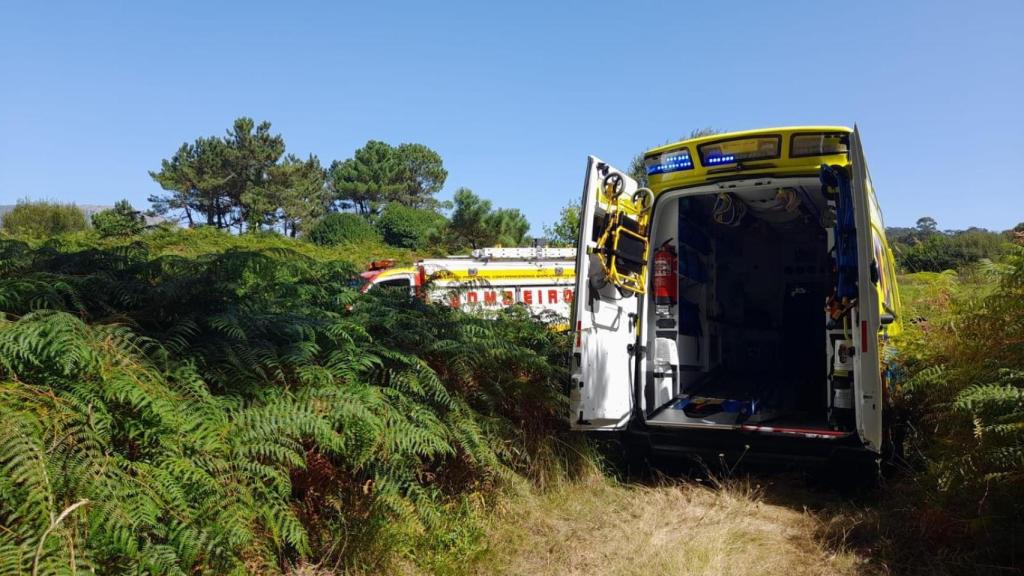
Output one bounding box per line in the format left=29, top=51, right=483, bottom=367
left=0, top=230, right=577, bottom=573
left=307, top=212, right=380, bottom=246
left=91, top=199, right=145, bottom=237
left=893, top=251, right=1024, bottom=569
left=375, top=203, right=447, bottom=249
left=1, top=200, right=87, bottom=237
left=894, top=229, right=1010, bottom=272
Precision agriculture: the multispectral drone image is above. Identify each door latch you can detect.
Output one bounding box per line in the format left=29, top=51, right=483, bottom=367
left=627, top=343, right=646, bottom=356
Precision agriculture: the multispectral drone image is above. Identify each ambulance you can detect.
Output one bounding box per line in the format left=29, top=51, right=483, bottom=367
left=360, top=246, right=576, bottom=320
left=570, top=126, right=902, bottom=466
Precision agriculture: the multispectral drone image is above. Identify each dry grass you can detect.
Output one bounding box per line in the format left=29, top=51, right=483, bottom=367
left=469, top=473, right=875, bottom=576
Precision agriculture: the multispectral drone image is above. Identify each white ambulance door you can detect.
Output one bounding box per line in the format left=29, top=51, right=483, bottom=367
left=569, top=157, right=645, bottom=431
left=849, top=126, right=883, bottom=453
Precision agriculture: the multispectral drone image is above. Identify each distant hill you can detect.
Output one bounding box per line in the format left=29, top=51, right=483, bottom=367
left=0, top=204, right=170, bottom=227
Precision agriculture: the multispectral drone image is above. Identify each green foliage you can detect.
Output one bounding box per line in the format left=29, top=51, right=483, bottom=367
left=1, top=200, right=87, bottom=237
left=0, top=229, right=575, bottom=573
left=916, top=216, right=938, bottom=234
left=148, top=119, right=447, bottom=240
left=447, top=188, right=493, bottom=249
left=442, top=188, right=532, bottom=250
left=628, top=153, right=649, bottom=188
left=0, top=311, right=306, bottom=574
left=149, top=136, right=233, bottom=227
left=893, top=249, right=1024, bottom=568
left=487, top=208, right=530, bottom=246
left=543, top=202, right=580, bottom=247
left=328, top=141, right=447, bottom=215
left=149, top=117, right=328, bottom=234
left=246, top=154, right=329, bottom=237
left=893, top=228, right=1010, bottom=272
left=393, top=142, right=448, bottom=209
left=91, top=199, right=145, bottom=237
left=328, top=140, right=404, bottom=216
left=374, top=202, right=447, bottom=250
left=887, top=216, right=1013, bottom=272
left=221, top=118, right=288, bottom=230
left=307, top=212, right=381, bottom=246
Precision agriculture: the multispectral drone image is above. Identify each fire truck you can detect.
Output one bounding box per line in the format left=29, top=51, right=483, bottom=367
left=360, top=246, right=576, bottom=319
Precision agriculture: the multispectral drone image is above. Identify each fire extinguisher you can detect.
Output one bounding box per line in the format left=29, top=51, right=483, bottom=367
left=654, top=240, right=677, bottom=317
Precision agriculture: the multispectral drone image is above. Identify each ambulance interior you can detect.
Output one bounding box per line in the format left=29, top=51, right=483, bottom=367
left=643, top=177, right=849, bottom=433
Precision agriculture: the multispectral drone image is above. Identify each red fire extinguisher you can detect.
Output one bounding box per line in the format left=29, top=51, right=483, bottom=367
left=654, top=240, right=677, bottom=317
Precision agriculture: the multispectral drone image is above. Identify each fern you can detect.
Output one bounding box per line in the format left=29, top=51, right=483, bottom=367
left=890, top=246, right=1024, bottom=571
left=0, top=230, right=581, bottom=573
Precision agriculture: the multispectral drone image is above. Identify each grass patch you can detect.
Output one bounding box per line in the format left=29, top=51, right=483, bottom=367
left=460, top=474, right=870, bottom=576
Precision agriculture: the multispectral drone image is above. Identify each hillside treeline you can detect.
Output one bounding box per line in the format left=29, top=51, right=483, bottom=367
left=0, top=228, right=586, bottom=574
left=887, top=216, right=1021, bottom=272
left=146, top=117, right=533, bottom=250
left=4, top=116, right=546, bottom=254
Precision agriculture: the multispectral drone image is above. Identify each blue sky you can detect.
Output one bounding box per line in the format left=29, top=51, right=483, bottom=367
left=1, top=0, right=1022, bottom=233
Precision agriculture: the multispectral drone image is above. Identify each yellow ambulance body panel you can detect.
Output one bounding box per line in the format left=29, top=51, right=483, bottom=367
left=642, top=126, right=900, bottom=335
left=645, top=126, right=853, bottom=194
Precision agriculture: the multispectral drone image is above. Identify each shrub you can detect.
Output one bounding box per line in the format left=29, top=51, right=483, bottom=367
left=893, top=249, right=1024, bottom=569
left=0, top=230, right=576, bottom=573
left=375, top=202, right=446, bottom=249
left=894, top=229, right=1010, bottom=272
left=91, top=199, right=145, bottom=237
left=1, top=200, right=87, bottom=237
left=543, top=202, right=580, bottom=247
left=307, top=212, right=379, bottom=246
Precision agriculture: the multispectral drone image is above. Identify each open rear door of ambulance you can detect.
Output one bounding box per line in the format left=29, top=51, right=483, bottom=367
left=849, top=126, right=883, bottom=453
left=569, top=157, right=646, bottom=431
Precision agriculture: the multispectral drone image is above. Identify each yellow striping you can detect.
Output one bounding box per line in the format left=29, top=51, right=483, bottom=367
left=372, top=266, right=575, bottom=283
left=431, top=268, right=575, bottom=282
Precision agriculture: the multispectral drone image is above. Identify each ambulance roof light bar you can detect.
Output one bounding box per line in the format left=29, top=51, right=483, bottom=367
left=470, top=246, right=577, bottom=261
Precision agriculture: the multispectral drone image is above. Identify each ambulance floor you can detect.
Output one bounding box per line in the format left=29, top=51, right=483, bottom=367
left=645, top=371, right=830, bottom=430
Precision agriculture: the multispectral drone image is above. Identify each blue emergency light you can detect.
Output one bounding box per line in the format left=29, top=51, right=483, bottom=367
left=646, top=152, right=694, bottom=175
left=704, top=154, right=736, bottom=165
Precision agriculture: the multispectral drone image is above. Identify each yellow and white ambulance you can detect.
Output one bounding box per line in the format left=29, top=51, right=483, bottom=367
left=570, top=126, right=902, bottom=465
left=361, top=246, right=576, bottom=320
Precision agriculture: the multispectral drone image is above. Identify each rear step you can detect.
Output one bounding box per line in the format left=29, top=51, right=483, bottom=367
left=738, top=425, right=850, bottom=440
left=645, top=419, right=852, bottom=440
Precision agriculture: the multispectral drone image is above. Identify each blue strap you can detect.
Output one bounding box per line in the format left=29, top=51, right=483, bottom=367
left=822, top=165, right=858, bottom=300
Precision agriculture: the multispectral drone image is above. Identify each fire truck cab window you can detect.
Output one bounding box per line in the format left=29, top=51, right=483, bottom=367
left=377, top=278, right=411, bottom=289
